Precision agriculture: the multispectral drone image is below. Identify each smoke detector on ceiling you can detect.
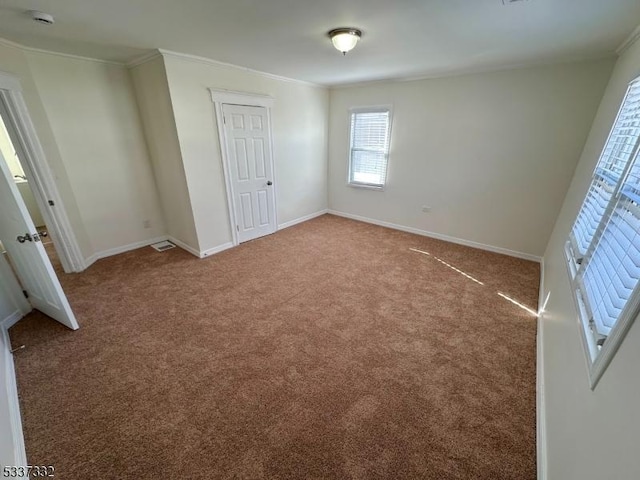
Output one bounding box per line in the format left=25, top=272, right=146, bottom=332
left=28, top=10, right=55, bottom=25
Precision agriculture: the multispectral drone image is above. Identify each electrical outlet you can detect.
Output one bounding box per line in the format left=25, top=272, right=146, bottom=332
left=143, top=220, right=151, bottom=229
left=421, top=206, right=431, bottom=213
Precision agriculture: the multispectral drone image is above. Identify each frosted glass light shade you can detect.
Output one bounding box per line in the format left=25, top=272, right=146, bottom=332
left=329, top=28, right=362, bottom=54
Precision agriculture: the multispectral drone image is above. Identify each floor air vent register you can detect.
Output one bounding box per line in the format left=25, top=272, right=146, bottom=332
left=150, top=241, right=176, bottom=252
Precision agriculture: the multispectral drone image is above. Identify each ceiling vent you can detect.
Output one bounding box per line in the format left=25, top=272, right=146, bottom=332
left=28, top=10, right=55, bottom=25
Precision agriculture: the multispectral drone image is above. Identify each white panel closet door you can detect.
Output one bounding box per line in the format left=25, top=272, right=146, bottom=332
left=223, top=104, right=276, bottom=243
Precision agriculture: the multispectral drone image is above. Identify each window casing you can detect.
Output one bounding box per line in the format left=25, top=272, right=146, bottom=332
left=348, top=107, right=391, bottom=188
left=565, top=77, right=640, bottom=387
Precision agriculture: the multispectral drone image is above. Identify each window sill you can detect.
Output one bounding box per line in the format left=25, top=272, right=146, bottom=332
left=348, top=182, right=385, bottom=191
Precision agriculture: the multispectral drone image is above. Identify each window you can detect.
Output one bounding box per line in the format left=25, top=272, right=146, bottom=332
left=566, top=77, right=640, bottom=387
left=348, top=107, right=391, bottom=188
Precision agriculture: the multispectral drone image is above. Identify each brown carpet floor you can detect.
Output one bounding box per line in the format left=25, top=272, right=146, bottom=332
left=9, top=214, right=539, bottom=479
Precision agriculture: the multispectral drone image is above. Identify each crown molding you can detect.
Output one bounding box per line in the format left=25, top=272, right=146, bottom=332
left=0, top=37, right=30, bottom=51
left=23, top=47, right=125, bottom=66
left=0, top=34, right=324, bottom=88
left=330, top=53, right=615, bottom=90
left=156, top=48, right=325, bottom=89
left=0, top=36, right=124, bottom=66
left=616, top=24, right=640, bottom=56
left=126, top=50, right=163, bottom=69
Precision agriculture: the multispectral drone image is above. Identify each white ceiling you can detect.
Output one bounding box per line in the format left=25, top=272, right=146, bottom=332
left=0, top=0, right=639, bottom=86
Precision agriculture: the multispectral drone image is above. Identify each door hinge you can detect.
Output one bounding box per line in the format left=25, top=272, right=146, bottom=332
left=48, top=200, right=55, bottom=206
left=223, top=116, right=226, bottom=124
left=22, top=290, right=28, bottom=299
left=236, top=225, right=239, bottom=232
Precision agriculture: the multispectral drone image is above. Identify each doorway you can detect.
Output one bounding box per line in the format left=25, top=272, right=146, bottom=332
left=210, top=90, right=277, bottom=245
left=0, top=113, right=54, bottom=262
left=0, top=71, right=84, bottom=273
left=0, top=71, right=79, bottom=330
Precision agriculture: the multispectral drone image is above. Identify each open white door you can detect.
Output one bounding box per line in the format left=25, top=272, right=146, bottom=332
left=223, top=104, right=277, bottom=243
left=0, top=149, right=78, bottom=330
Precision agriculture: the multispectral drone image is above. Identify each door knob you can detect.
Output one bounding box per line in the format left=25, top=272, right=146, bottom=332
left=267, top=181, right=273, bottom=186
left=17, top=233, right=33, bottom=243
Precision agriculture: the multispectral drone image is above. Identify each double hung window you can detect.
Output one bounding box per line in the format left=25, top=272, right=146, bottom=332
left=566, top=77, right=640, bottom=386
left=348, top=107, right=391, bottom=188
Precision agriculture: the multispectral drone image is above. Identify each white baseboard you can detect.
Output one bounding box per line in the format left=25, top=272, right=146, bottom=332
left=537, top=316, right=547, bottom=480
left=278, top=209, right=329, bottom=230
left=1, top=310, right=25, bottom=330
left=167, top=236, right=234, bottom=259
left=537, top=260, right=547, bottom=480
left=200, top=242, right=234, bottom=258
left=1, top=315, right=28, bottom=474
left=327, top=210, right=542, bottom=263
left=84, top=236, right=170, bottom=269
left=538, top=259, right=548, bottom=316
left=80, top=208, right=330, bottom=266
left=82, top=235, right=237, bottom=265
left=167, top=236, right=201, bottom=258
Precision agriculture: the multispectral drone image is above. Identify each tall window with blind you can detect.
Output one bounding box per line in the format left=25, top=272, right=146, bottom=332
left=566, top=77, right=640, bottom=387
left=348, top=107, right=392, bottom=188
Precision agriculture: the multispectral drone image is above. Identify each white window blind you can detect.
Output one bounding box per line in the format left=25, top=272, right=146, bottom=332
left=570, top=83, right=640, bottom=258
left=348, top=108, right=391, bottom=187
left=566, top=78, right=640, bottom=370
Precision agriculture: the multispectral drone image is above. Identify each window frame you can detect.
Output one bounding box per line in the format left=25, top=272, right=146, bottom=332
left=564, top=76, right=640, bottom=389
left=346, top=105, right=393, bottom=190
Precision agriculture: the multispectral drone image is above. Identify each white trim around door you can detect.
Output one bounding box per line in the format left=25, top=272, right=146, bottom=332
left=209, top=89, right=277, bottom=246
left=0, top=70, right=85, bottom=273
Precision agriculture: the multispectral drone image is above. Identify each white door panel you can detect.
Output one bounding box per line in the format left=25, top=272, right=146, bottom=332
left=253, top=139, right=266, bottom=178
left=223, top=104, right=276, bottom=243
left=257, top=190, right=270, bottom=226
left=239, top=193, right=254, bottom=229
left=235, top=139, right=250, bottom=180
left=0, top=148, right=78, bottom=330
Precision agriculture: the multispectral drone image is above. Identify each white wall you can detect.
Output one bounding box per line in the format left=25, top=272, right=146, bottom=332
left=540, top=39, right=640, bottom=479
left=129, top=56, right=199, bottom=251
left=162, top=53, right=329, bottom=253
left=328, top=59, right=614, bottom=258
left=26, top=52, right=166, bottom=256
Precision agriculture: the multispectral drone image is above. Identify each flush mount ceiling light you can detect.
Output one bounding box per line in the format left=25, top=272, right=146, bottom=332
left=328, top=28, right=362, bottom=55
